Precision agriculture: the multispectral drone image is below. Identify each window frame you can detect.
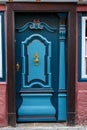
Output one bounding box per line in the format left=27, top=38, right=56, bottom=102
left=81, top=17, right=87, bottom=78
left=0, top=12, right=6, bottom=81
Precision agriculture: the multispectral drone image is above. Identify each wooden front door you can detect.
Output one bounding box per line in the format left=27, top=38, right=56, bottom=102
left=15, top=13, right=67, bottom=122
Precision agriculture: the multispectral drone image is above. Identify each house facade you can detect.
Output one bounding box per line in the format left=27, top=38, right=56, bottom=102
left=0, top=0, right=87, bottom=127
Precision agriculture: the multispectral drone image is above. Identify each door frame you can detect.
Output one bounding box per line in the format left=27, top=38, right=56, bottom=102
left=7, top=2, right=76, bottom=126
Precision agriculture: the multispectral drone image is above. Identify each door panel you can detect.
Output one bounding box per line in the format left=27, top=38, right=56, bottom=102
left=15, top=13, right=67, bottom=122
left=21, top=34, right=52, bottom=88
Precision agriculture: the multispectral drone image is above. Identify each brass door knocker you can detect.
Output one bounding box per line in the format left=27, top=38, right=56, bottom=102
left=34, top=53, right=39, bottom=66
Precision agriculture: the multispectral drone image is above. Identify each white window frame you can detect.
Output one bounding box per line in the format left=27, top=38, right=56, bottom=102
left=82, top=17, right=87, bottom=78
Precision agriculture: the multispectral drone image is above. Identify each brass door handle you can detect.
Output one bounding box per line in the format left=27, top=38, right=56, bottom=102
left=34, top=53, right=39, bottom=66
left=16, top=63, right=20, bottom=71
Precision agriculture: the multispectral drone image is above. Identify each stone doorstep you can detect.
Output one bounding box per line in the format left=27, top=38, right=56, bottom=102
left=0, top=127, right=87, bottom=130
left=0, top=123, right=87, bottom=130
left=17, top=123, right=67, bottom=127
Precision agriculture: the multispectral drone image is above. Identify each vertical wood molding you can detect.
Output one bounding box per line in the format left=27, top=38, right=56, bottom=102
left=7, top=3, right=16, bottom=126
left=67, top=5, right=76, bottom=125
left=7, top=2, right=76, bottom=126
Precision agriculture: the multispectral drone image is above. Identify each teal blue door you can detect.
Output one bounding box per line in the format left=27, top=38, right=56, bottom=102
left=15, top=13, right=67, bottom=122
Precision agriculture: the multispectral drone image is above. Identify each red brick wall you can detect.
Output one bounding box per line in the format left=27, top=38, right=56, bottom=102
left=76, top=7, right=87, bottom=125
left=76, top=83, right=87, bottom=125
left=0, top=84, right=7, bottom=126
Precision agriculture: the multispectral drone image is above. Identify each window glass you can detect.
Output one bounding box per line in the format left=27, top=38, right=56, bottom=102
left=85, top=40, right=87, bottom=56
left=85, top=58, right=87, bottom=75
left=78, top=14, right=87, bottom=81
left=0, top=15, right=2, bottom=78
left=0, top=13, right=5, bottom=81
left=81, top=17, right=87, bottom=78
left=85, top=20, right=87, bottom=37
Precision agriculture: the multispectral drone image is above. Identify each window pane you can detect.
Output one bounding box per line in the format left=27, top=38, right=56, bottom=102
left=85, top=40, right=87, bottom=56
left=85, top=20, right=87, bottom=37
left=85, top=58, right=87, bottom=75
left=0, top=15, right=2, bottom=78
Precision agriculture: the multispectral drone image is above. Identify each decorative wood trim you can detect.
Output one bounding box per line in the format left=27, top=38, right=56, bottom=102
left=7, top=2, right=76, bottom=126
left=16, top=19, right=56, bottom=32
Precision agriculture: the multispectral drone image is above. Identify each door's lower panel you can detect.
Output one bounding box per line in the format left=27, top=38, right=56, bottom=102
left=17, top=93, right=56, bottom=122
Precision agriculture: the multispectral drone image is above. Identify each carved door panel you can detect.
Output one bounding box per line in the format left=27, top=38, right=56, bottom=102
left=15, top=13, right=67, bottom=122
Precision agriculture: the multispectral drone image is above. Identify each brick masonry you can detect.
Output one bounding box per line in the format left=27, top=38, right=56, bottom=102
left=0, top=84, right=7, bottom=127
left=76, top=83, right=87, bottom=125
